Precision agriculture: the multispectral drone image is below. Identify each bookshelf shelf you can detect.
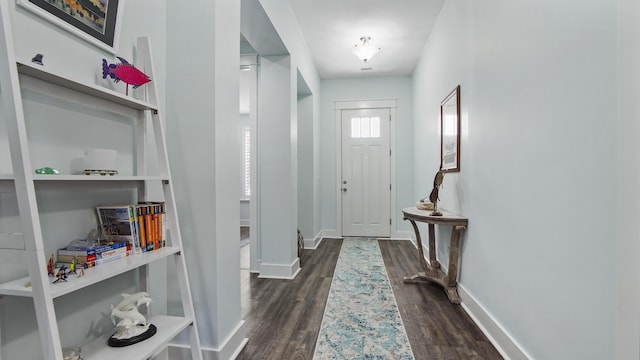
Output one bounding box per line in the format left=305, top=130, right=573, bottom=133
left=2, top=175, right=170, bottom=192
left=0, top=175, right=13, bottom=192
left=0, top=6, right=203, bottom=356
left=0, top=247, right=181, bottom=298
left=32, top=175, right=167, bottom=181
left=16, top=60, right=158, bottom=112
left=81, top=315, right=192, bottom=360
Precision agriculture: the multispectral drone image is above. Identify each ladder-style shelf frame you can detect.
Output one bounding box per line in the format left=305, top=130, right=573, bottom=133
left=0, top=3, right=203, bottom=359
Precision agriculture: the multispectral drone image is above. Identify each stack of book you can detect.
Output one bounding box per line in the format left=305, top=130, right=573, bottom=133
left=56, top=241, right=129, bottom=269
left=96, top=202, right=166, bottom=256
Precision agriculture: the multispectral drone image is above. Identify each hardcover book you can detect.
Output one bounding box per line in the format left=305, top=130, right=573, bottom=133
left=96, top=205, right=141, bottom=254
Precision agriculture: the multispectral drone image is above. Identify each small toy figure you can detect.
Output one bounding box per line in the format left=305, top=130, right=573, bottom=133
left=35, top=166, right=61, bottom=175
left=68, top=256, right=77, bottom=275
left=31, top=53, right=43, bottom=65
left=53, top=266, right=68, bottom=283
left=47, top=254, right=55, bottom=277
left=102, top=57, right=151, bottom=96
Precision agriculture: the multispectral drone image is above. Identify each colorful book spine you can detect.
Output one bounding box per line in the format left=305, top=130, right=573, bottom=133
left=137, top=205, right=147, bottom=252
left=129, top=205, right=140, bottom=255
left=144, top=204, right=154, bottom=252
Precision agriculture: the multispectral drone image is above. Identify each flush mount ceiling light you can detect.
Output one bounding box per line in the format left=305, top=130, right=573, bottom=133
left=352, top=36, right=380, bottom=63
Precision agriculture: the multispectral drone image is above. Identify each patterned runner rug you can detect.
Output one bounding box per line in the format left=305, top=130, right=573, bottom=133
left=313, top=238, right=414, bottom=359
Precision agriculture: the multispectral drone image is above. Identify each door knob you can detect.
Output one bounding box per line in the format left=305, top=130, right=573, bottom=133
left=342, top=188, right=348, bottom=192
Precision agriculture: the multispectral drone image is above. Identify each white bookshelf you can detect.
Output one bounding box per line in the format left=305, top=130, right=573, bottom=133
left=0, top=3, right=203, bottom=359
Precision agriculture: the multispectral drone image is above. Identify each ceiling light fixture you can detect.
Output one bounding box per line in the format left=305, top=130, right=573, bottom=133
left=352, top=36, right=380, bottom=63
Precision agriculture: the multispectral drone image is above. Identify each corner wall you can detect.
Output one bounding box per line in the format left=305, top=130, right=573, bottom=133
left=412, top=0, right=618, bottom=358
left=166, top=0, right=246, bottom=357
left=616, top=0, right=640, bottom=357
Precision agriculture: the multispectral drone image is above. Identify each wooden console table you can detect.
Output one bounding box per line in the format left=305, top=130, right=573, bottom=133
left=402, top=207, right=468, bottom=304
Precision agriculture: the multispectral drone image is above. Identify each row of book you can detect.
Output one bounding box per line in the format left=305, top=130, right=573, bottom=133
left=54, top=202, right=166, bottom=269
left=96, top=202, right=166, bottom=256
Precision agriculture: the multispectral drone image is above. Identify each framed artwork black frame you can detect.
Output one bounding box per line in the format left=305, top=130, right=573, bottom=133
left=18, top=0, right=122, bottom=53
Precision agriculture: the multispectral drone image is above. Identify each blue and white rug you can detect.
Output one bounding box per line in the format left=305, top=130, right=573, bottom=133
left=314, top=238, right=414, bottom=359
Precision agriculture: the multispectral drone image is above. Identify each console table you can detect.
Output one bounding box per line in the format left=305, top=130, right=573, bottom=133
left=402, top=207, right=468, bottom=304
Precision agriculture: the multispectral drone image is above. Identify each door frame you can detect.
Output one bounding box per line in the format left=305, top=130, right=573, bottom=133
left=335, top=99, right=397, bottom=238
left=241, top=54, right=260, bottom=273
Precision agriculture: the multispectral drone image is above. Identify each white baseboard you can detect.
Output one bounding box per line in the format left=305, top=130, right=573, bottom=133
left=391, top=230, right=412, bottom=240
left=458, top=284, right=531, bottom=360
left=258, top=257, right=301, bottom=279
left=320, top=229, right=341, bottom=238
left=169, top=320, right=247, bottom=360
left=406, top=233, right=527, bottom=359
left=304, top=237, right=320, bottom=249
left=304, top=230, right=324, bottom=249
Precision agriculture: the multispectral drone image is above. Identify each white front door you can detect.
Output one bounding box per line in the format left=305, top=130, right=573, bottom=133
left=341, top=108, right=391, bottom=237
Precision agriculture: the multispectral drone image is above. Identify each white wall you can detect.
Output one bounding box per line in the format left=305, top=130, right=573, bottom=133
left=616, top=0, right=640, bottom=358
left=256, top=54, right=300, bottom=278
left=258, top=0, right=323, bottom=242
left=413, top=0, right=619, bottom=358
left=297, top=93, right=314, bottom=239
left=258, top=0, right=319, bottom=95
left=243, top=0, right=322, bottom=274
left=166, top=0, right=246, bottom=358
left=319, top=76, right=413, bottom=237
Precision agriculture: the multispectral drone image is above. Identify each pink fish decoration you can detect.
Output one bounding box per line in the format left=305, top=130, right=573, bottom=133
left=102, top=57, right=151, bottom=95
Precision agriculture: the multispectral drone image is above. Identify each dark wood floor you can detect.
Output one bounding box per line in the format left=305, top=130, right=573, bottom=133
left=237, top=238, right=502, bottom=360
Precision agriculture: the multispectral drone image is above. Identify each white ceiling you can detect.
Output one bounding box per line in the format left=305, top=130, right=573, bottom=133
left=289, top=0, right=444, bottom=79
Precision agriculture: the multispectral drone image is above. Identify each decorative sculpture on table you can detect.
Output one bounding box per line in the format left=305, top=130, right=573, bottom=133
left=428, top=170, right=445, bottom=216
left=108, top=292, right=156, bottom=347
left=102, top=57, right=151, bottom=96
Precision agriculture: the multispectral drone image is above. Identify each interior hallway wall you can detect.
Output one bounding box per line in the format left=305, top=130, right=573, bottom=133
left=412, top=0, right=618, bottom=358
left=616, top=0, right=640, bottom=357
left=319, top=76, right=413, bottom=237
left=297, top=93, right=314, bottom=240
left=166, top=0, right=246, bottom=358
left=257, top=0, right=322, bottom=243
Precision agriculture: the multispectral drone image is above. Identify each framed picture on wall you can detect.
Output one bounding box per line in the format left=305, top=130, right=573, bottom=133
left=17, top=0, right=123, bottom=53
left=440, top=85, right=460, bottom=172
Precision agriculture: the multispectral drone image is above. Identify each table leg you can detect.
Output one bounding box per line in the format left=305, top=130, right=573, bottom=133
left=443, top=225, right=466, bottom=304
left=428, top=224, right=440, bottom=269
left=404, top=218, right=439, bottom=284
left=406, top=218, right=428, bottom=272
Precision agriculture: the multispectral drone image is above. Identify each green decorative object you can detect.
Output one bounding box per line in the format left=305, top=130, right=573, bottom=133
left=35, top=167, right=61, bottom=175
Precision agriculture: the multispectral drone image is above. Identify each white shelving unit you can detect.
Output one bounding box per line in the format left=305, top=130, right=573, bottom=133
left=0, top=3, right=203, bottom=359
